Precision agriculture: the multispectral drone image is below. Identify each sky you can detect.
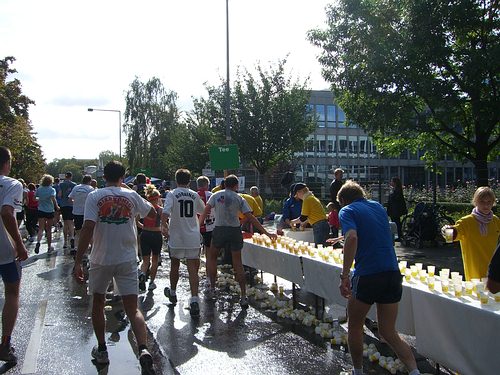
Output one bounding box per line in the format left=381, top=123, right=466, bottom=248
left=0, top=0, right=333, bottom=162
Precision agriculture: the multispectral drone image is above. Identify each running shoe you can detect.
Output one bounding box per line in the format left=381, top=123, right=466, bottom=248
left=34, top=242, right=40, bottom=254
left=190, top=301, right=200, bottom=317
left=70, top=238, right=75, bottom=249
left=48, top=246, right=54, bottom=253
left=63, top=242, right=68, bottom=249
left=138, top=272, right=146, bottom=291
left=0, top=345, right=17, bottom=364
left=204, top=287, right=216, bottom=300
left=139, top=348, right=155, bottom=374
left=148, top=281, right=157, bottom=291
left=28, top=236, right=35, bottom=243
left=163, top=287, right=177, bottom=305
left=240, top=296, right=249, bottom=309
left=91, top=345, right=109, bottom=365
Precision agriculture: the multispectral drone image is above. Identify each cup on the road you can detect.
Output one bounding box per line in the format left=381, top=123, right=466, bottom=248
left=444, top=228, right=454, bottom=243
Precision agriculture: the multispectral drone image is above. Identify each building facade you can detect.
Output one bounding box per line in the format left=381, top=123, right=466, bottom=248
left=294, top=90, right=499, bottom=193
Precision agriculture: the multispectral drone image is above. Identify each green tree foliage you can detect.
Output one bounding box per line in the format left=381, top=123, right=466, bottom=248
left=308, top=0, right=500, bottom=186
left=191, top=59, right=314, bottom=176
left=0, top=56, right=45, bottom=182
left=98, top=150, right=124, bottom=168
left=161, top=121, right=218, bottom=179
left=46, top=158, right=98, bottom=183
left=123, top=77, right=180, bottom=177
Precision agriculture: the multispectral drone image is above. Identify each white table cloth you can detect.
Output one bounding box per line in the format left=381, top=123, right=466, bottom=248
left=242, top=241, right=304, bottom=286
left=411, top=283, right=500, bottom=375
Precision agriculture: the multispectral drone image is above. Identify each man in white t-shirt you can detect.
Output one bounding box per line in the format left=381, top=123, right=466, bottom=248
left=161, top=169, right=205, bottom=317
left=73, top=161, right=156, bottom=374
left=0, top=147, right=28, bottom=365
left=199, top=174, right=276, bottom=308
left=68, top=174, right=94, bottom=254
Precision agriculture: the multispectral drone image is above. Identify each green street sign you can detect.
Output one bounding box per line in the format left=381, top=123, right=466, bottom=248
left=209, top=144, right=240, bottom=170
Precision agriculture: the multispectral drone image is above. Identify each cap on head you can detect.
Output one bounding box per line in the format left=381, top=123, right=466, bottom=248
left=292, top=182, right=307, bottom=196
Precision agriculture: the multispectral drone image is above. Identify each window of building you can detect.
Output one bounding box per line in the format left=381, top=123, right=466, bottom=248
left=316, top=105, right=325, bottom=128
left=359, top=136, right=368, bottom=158
left=317, top=135, right=326, bottom=155
left=338, top=136, right=348, bottom=156
left=327, top=105, right=336, bottom=128
left=337, top=107, right=346, bottom=128
left=348, top=135, right=358, bottom=156
left=305, top=135, right=315, bottom=157
left=327, top=135, right=336, bottom=155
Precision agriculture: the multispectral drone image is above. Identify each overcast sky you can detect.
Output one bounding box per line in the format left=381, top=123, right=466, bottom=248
left=1, top=0, right=332, bottom=162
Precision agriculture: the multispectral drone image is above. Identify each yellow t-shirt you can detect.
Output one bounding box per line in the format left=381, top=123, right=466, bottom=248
left=455, top=214, right=500, bottom=280
left=239, top=194, right=263, bottom=219
left=253, top=195, right=264, bottom=215
left=211, top=185, right=222, bottom=193
left=301, top=192, right=326, bottom=225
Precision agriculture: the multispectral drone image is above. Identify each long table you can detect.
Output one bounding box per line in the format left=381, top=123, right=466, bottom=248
left=241, top=240, right=500, bottom=375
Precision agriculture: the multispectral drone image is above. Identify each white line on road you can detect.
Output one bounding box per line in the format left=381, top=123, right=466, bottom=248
left=21, top=300, right=48, bottom=374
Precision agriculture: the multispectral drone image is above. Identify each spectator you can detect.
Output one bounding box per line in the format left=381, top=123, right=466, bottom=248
left=329, top=168, right=344, bottom=211
left=443, top=186, right=500, bottom=280
left=326, top=202, right=340, bottom=238
left=487, top=242, right=500, bottom=294
left=386, top=177, right=407, bottom=241
left=333, top=180, right=420, bottom=375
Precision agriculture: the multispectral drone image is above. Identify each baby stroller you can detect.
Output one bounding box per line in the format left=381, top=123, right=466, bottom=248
left=401, top=202, right=454, bottom=248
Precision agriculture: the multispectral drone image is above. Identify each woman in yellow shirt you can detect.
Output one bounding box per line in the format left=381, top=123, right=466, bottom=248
left=444, top=187, right=500, bottom=280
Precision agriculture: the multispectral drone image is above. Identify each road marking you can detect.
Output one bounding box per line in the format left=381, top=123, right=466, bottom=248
left=21, top=300, right=47, bottom=374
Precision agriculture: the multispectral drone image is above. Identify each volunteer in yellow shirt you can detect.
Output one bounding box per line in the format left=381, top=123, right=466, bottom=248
left=290, top=183, right=330, bottom=246
left=250, top=186, right=264, bottom=217
left=444, top=186, right=500, bottom=280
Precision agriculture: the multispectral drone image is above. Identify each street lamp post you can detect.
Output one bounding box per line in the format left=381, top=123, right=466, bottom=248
left=87, top=108, right=122, bottom=160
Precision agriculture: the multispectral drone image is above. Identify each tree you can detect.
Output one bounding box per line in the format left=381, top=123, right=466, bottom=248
left=191, top=59, right=315, bottom=180
left=123, top=77, right=180, bottom=176
left=46, top=158, right=98, bottom=183
left=161, top=121, right=218, bottom=179
left=98, top=150, right=123, bottom=167
left=0, top=56, right=45, bottom=181
left=308, top=0, right=500, bottom=186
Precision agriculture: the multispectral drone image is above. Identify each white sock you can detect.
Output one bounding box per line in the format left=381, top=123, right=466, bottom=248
left=170, top=289, right=176, bottom=296
left=352, top=368, right=364, bottom=375
left=409, top=369, right=420, bottom=375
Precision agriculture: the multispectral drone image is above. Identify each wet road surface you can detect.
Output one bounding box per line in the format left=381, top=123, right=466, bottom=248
left=0, top=228, right=460, bottom=374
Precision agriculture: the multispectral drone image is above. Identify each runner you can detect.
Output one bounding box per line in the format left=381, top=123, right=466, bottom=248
left=25, top=183, right=38, bottom=242
left=68, top=174, right=94, bottom=254
left=161, top=169, right=205, bottom=317
left=73, top=160, right=156, bottom=374
left=199, top=174, right=277, bottom=308
left=53, top=177, right=62, bottom=231
left=0, top=146, right=28, bottom=365
left=35, top=175, right=59, bottom=254
left=196, top=176, right=216, bottom=297
left=59, top=172, right=76, bottom=249
left=138, top=184, right=163, bottom=292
